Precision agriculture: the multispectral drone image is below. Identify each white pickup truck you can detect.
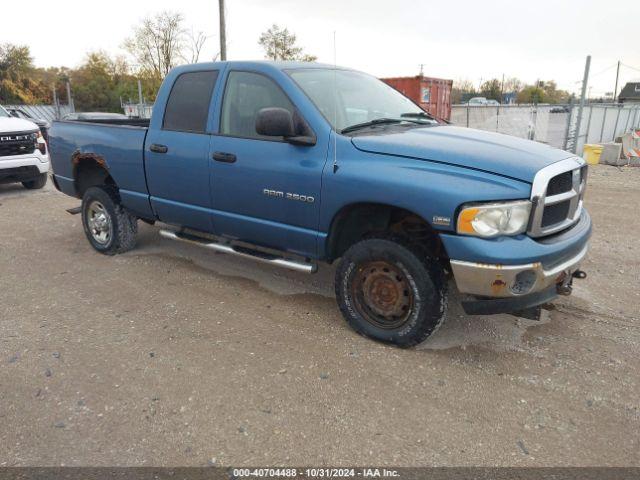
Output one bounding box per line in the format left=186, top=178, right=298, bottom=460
left=0, top=105, right=49, bottom=189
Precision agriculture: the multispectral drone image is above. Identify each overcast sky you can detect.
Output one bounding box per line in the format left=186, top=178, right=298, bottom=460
left=4, top=0, right=640, bottom=97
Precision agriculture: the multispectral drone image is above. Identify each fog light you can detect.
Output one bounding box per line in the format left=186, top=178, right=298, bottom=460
left=510, top=270, right=537, bottom=295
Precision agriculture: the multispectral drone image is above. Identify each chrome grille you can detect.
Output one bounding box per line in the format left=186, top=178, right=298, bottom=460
left=528, top=157, right=587, bottom=238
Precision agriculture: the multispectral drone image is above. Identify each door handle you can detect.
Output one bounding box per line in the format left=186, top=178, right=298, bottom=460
left=212, top=152, right=237, bottom=163
left=150, top=143, right=168, bottom=154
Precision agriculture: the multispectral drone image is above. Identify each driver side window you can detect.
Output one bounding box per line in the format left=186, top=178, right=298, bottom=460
left=220, top=71, right=295, bottom=140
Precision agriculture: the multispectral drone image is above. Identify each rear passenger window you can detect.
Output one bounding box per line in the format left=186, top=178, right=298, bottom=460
left=220, top=71, right=295, bottom=139
left=163, top=71, right=218, bottom=133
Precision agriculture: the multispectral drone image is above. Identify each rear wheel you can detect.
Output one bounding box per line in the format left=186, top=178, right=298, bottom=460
left=335, top=236, right=447, bottom=347
left=22, top=173, right=47, bottom=190
left=81, top=186, right=138, bottom=255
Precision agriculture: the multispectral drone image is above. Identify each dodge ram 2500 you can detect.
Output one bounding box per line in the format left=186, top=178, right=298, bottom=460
left=49, top=61, right=591, bottom=347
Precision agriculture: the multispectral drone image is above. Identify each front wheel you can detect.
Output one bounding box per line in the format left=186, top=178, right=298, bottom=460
left=22, top=173, right=48, bottom=190
left=335, top=237, right=447, bottom=347
left=81, top=186, right=138, bottom=255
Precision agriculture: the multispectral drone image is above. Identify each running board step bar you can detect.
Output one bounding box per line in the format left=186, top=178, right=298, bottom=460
left=158, top=229, right=317, bottom=274
left=66, top=206, right=82, bottom=215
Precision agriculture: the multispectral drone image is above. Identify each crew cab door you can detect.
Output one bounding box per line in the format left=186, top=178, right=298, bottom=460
left=145, top=70, right=219, bottom=232
left=208, top=70, right=328, bottom=257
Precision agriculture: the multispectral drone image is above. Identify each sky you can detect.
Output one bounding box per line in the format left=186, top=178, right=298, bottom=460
left=4, top=0, right=640, bottom=97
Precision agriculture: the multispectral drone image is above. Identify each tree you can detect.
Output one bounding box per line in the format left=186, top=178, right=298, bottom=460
left=515, top=80, right=570, bottom=104
left=258, top=24, right=317, bottom=62
left=0, top=43, right=32, bottom=74
left=71, top=52, right=115, bottom=111
left=451, top=78, right=476, bottom=104
left=503, top=77, right=523, bottom=93
left=517, top=85, right=546, bottom=104
left=540, top=80, right=570, bottom=104
left=480, top=78, right=503, bottom=102
left=186, top=30, right=210, bottom=63
left=124, top=11, right=187, bottom=79
left=0, top=43, right=49, bottom=103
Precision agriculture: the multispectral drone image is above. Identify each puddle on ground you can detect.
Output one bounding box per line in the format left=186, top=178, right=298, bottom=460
left=417, top=289, right=551, bottom=352
left=132, top=224, right=553, bottom=353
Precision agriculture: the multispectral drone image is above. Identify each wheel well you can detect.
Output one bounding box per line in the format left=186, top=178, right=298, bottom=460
left=325, top=203, right=447, bottom=263
left=72, top=154, right=115, bottom=198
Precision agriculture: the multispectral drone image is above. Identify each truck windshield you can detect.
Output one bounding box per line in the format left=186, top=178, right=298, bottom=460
left=288, top=69, right=437, bottom=133
left=0, top=106, right=10, bottom=117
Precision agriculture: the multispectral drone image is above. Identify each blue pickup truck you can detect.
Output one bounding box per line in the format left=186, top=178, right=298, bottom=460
left=49, top=61, right=591, bottom=347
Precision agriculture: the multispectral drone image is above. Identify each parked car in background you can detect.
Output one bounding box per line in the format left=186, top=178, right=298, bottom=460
left=49, top=61, right=591, bottom=347
left=550, top=106, right=570, bottom=113
left=62, top=112, right=129, bottom=121
left=6, top=107, right=50, bottom=141
left=0, top=105, right=50, bottom=189
left=468, top=97, right=489, bottom=105
left=485, top=99, right=500, bottom=106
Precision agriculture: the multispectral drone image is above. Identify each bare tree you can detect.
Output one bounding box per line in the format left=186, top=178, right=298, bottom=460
left=451, top=78, right=476, bottom=104
left=503, top=77, right=524, bottom=93
left=258, top=24, right=317, bottom=62
left=124, top=11, right=186, bottom=78
left=186, top=30, right=210, bottom=63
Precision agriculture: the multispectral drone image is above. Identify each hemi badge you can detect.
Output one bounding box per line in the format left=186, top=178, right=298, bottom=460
left=432, top=216, right=451, bottom=226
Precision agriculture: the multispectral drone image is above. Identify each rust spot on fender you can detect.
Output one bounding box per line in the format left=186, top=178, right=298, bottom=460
left=71, top=151, right=106, bottom=167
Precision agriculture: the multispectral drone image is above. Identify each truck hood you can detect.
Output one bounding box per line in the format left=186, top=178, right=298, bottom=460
left=0, top=117, right=39, bottom=133
left=350, top=125, right=573, bottom=183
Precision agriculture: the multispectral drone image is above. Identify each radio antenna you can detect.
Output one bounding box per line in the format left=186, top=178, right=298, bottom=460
left=332, top=31, right=339, bottom=173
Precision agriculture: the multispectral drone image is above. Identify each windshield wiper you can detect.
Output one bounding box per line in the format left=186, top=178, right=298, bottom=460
left=340, top=118, right=403, bottom=134
left=400, top=112, right=437, bottom=121
left=401, top=111, right=448, bottom=124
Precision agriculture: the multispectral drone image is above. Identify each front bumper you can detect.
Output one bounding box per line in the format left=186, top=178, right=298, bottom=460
left=450, top=243, right=588, bottom=298
left=0, top=154, right=50, bottom=175
left=443, top=210, right=591, bottom=315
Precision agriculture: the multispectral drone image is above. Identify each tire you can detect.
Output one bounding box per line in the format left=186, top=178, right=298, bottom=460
left=335, top=236, right=447, bottom=347
left=22, top=173, right=48, bottom=190
left=81, top=186, right=138, bottom=255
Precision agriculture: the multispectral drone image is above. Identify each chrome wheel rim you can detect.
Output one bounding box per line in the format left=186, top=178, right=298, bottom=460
left=86, top=200, right=112, bottom=245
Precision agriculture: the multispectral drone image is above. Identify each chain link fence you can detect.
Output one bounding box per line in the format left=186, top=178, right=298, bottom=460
left=451, top=103, right=640, bottom=155
left=4, top=104, right=71, bottom=122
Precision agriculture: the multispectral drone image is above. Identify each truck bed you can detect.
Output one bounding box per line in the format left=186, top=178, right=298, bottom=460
left=49, top=119, right=152, bottom=218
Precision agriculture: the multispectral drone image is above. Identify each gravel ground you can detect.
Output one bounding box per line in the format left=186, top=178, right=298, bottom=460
left=0, top=165, right=638, bottom=466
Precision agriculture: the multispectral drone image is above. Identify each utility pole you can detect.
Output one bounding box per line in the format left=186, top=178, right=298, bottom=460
left=500, top=73, right=505, bottom=103
left=66, top=80, right=75, bottom=113
left=137, top=79, right=144, bottom=118
left=137, top=79, right=144, bottom=105
left=613, top=60, right=621, bottom=103
left=219, top=0, right=227, bottom=61
left=573, top=55, right=591, bottom=154
left=52, top=86, right=60, bottom=119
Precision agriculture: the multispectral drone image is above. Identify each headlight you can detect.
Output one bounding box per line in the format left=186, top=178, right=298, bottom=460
left=457, top=200, right=531, bottom=238
left=34, top=131, right=47, bottom=155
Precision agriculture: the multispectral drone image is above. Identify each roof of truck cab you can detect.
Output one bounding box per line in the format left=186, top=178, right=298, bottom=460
left=170, top=61, right=349, bottom=73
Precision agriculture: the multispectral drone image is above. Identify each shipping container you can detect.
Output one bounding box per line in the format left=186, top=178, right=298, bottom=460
left=381, top=75, right=453, bottom=121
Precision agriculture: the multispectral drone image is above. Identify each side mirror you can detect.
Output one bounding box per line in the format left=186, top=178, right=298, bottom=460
left=256, top=107, right=296, bottom=137
left=255, top=107, right=317, bottom=146
left=10, top=111, right=19, bottom=118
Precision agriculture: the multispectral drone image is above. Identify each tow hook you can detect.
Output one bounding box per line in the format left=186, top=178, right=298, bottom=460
left=556, top=270, right=587, bottom=296
left=557, top=283, right=573, bottom=296
left=572, top=270, right=587, bottom=279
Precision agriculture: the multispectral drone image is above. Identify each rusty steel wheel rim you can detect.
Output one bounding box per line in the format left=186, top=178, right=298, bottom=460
left=351, top=260, right=414, bottom=329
